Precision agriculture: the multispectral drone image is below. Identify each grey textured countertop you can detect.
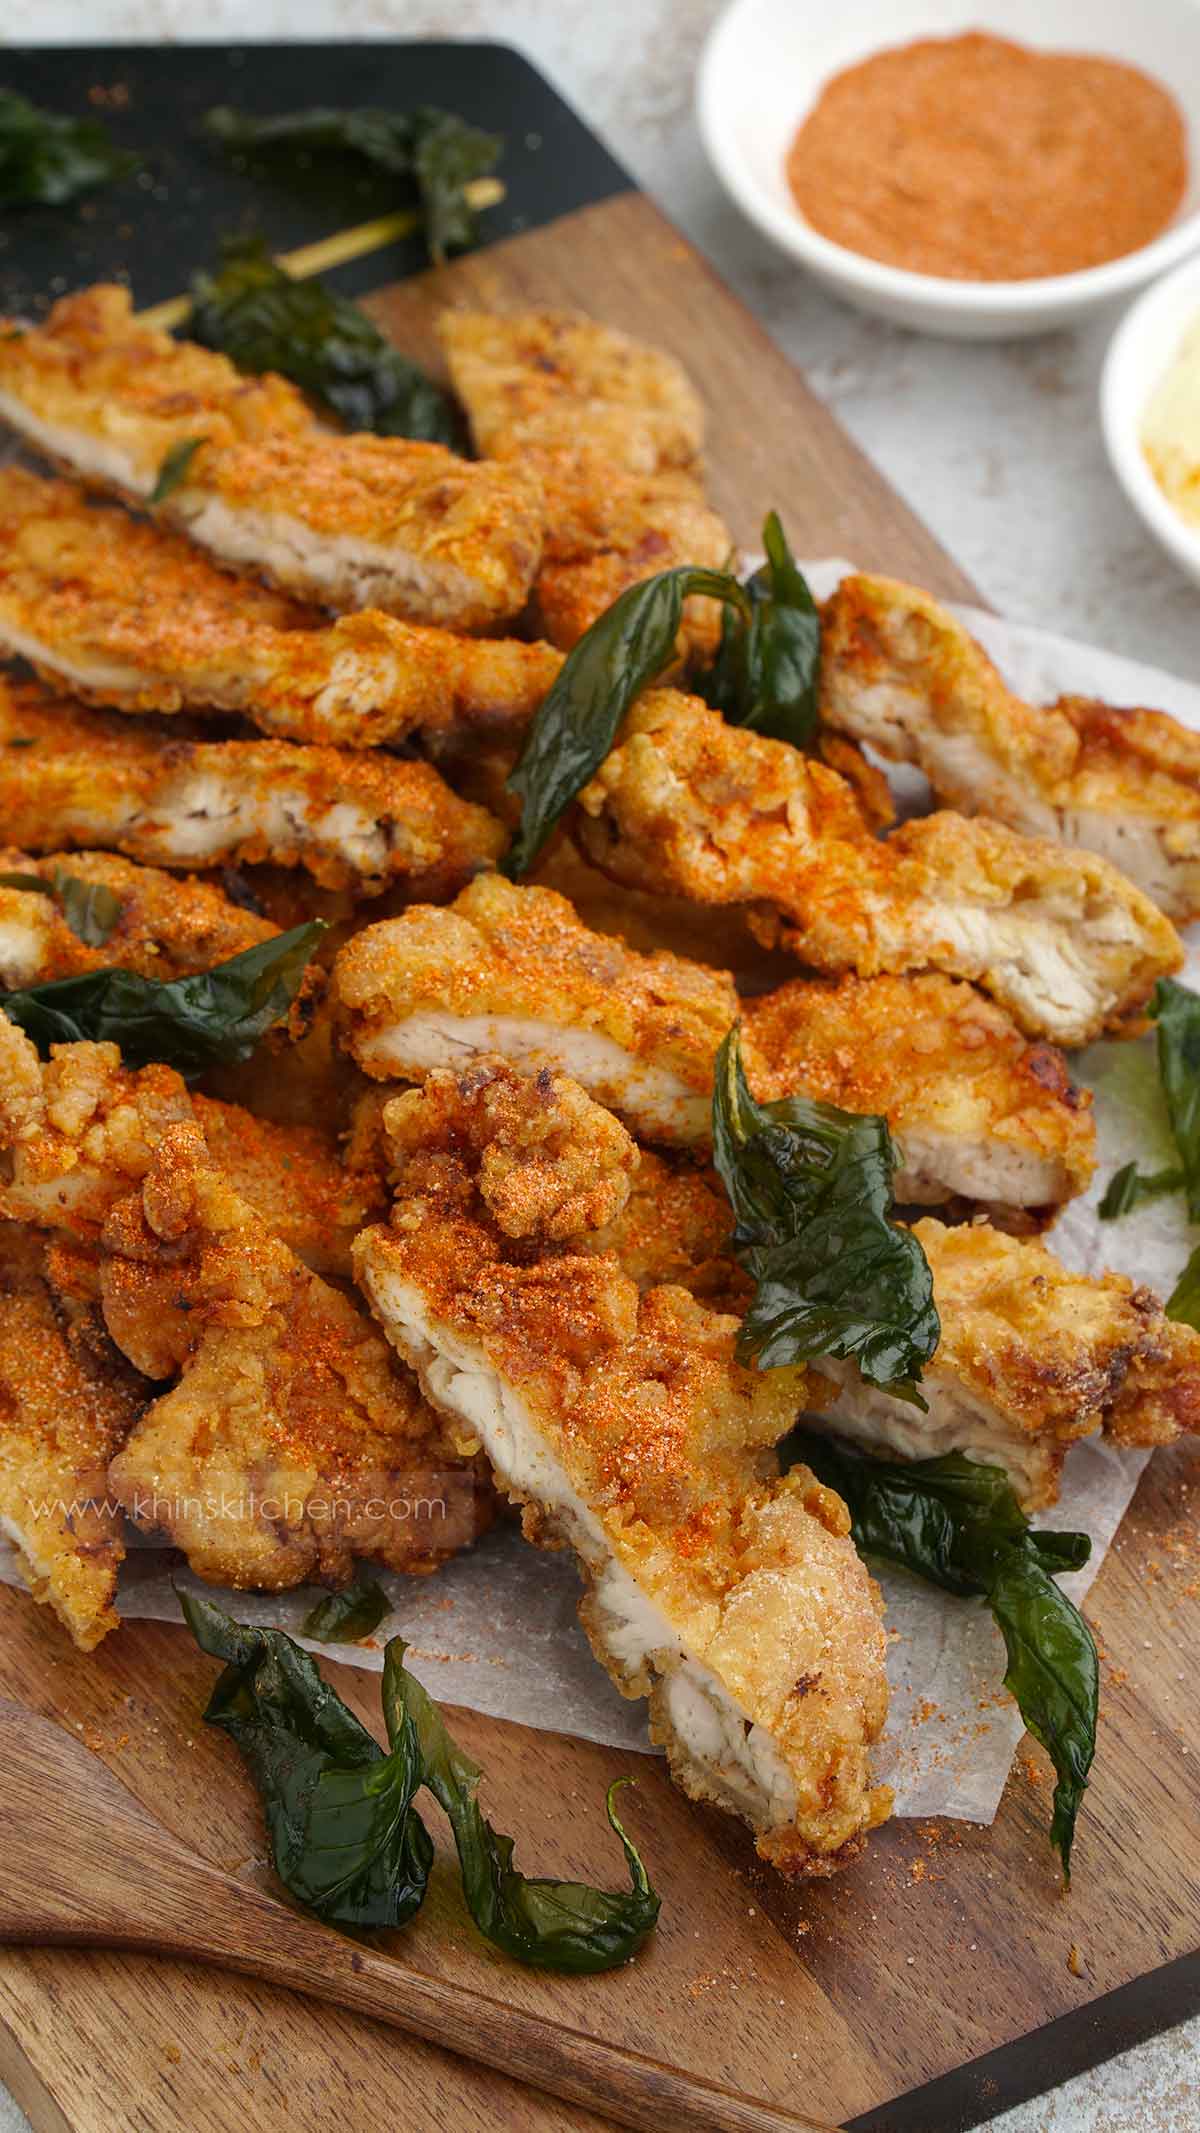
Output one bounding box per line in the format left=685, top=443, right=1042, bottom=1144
left=3, top=2, right=1199, bottom=2128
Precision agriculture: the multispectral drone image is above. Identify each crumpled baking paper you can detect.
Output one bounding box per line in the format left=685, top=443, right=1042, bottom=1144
left=3, top=566, right=1196, bottom=1821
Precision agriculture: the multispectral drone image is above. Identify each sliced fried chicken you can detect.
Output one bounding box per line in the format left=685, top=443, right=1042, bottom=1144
left=576, top=691, right=1182, bottom=1046
left=0, top=1223, right=140, bottom=1649
left=808, top=1217, right=1200, bottom=1508
left=821, top=574, right=1200, bottom=921
left=0, top=846, right=278, bottom=988
left=0, top=675, right=504, bottom=896
left=352, top=1057, right=891, bottom=1876
left=99, top=1123, right=487, bottom=1589
left=0, top=286, right=546, bottom=628
left=0, top=469, right=561, bottom=747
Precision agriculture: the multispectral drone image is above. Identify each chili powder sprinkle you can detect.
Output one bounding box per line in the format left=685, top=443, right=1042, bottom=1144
left=786, top=32, right=1187, bottom=282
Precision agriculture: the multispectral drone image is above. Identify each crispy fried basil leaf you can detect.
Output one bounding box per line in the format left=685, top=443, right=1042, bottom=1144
left=1097, top=1160, right=1184, bottom=1220
left=384, top=1642, right=660, bottom=1972
left=1168, top=1242, right=1200, bottom=1331
left=303, top=1579, right=389, bottom=1646
left=182, top=1592, right=430, bottom=1928
left=504, top=564, right=748, bottom=878
left=188, top=239, right=460, bottom=445
left=204, top=104, right=500, bottom=264
left=698, top=512, right=821, bottom=747
left=2, top=920, right=322, bottom=1076
left=796, top=1437, right=1095, bottom=1877
left=1149, top=978, right=1200, bottom=1221
left=0, top=866, right=121, bottom=947
left=149, top=435, right=207, bottom=505
left=0, top=88, right=138, bottom=206
left=711, top=1026, right=939, bottom=1400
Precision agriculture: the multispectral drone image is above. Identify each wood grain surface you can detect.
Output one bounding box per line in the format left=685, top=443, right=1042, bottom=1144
left=1, top=193, right=1197, bottom=2133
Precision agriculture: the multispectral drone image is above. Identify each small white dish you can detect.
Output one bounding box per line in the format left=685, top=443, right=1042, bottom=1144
left=696, top=0, right=1200, bottom=340
left=1102, top=254, right=1200, bottom=589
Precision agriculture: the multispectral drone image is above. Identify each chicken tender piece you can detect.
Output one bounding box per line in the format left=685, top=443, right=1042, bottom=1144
left=0, top=846, right=278, bottom=988
left=821, top=574, right=1200, bottom=922
left=352, top=1058, right=891, bottom=1876
left=0, top=287, right=545, bottom=629
left=577, top=692, right=1182, bottom=1046
left=0, top=676, right=504, bottom=897
left=592, top=1149, right=745, bottom=1305
left=743, top=974, right=1095, bottom=1221
left=809, top=1217, right=1200, bottom=1508
left=0, top=469, right=561, bottom=747
left=331, top=875, right=738, bottom=1144
left=101, top=1124, right=486, bottom=1589
left=0, top=1223, right=140, bottom=1649
left=438, top=307, right=705, bottom=474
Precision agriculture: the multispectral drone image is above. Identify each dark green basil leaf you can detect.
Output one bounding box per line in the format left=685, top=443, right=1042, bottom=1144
left=0, top=867, right=122, bottom=946
left=0, top=870, right=54, bottom=896
left=711, top=1027, right=939, bottom=1399
left=1097, top=1160, right=1184, bottom=1220
left=383, top=1641, right=660, bottom=1973
left=795, top=1436, right=1096, bottom=1878
left=698, top=512, right=821, bottom=747
left=204, top=104, right=500, bottom=265
left=188, top=238, right=460, bottom=445
left=303, top=1579, right=389, bottom=1645
left=504, top=564, right=747, bottom=878
left=2, top=920, right=323, bottom=1077
left=989, top=1546, right=1098, bottom=1882
left=149, top=436, right=206, bottom=506
left=1149, top=978, right=1200, bottom=1222
left=181, top=1591, right=430, bottom=1928
left=1168, top=1243, right=1200, bottom=1332
left=0, top=88, right=138, bottom=207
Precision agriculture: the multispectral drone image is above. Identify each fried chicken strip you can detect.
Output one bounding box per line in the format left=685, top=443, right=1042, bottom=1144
left=821, top=574, right=1200, bottom=921
left=808, top=1217, right=1200, bottom=1508
left=0, top=1022, right=381, bottom=1277
left=0, top=1222, right=139, bottom=1648
left=576, top=692, right=1182, bottom=1045
left=0, top=846, right=279, bottom=987
left=0, top=675, right=504, bottom=896
left=100, top=1122, right=487, bottom=1589
left=352, top=1058, right=891, bottom=1875
left=330, top=875, right=1094, bottom=1218
left=0, top=469, right=561, bottom=747
left=0, top=287, right=545, bottom=628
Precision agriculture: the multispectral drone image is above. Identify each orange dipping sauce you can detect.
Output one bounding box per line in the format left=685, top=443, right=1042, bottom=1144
left=786, top=32, right=1188, bottom=282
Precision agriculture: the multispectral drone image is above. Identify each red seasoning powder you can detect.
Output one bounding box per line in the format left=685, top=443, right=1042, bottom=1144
left=786, top=32, right=1188, bottom=282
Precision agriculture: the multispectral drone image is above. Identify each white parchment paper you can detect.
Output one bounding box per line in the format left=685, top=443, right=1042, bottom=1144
left=3, top=568, right=1196, bottom=1819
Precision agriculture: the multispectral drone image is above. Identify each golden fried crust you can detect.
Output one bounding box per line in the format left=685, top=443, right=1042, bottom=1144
left=821, top=575, right=1200, bottom=921
left=101, top=1123, right=488, bottom=1589
left=0, top=1223, right=140, bottom=1649
left=330, top=874, right=739, bottom=1141
left=577, top=692, right=1182, bottom=1045
left=0, top=469, right=562, bottom=747
left=353, top=1059, right=890, bottom=1874
left=592, top=1149, right=744, bottom=1305
left=817, top=1216, right=1200, bottom=1508
left=438, top=308, right=706, bottom=473
left=0, top=674, right=505, bottom=896
left=0, top=846, right=278, bottom=987
left=191, top=1096, right=385, bottom=1279
left=743, top=973, right=1096, bottom=1216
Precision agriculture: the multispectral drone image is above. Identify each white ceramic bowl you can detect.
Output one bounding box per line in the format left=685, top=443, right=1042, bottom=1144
left=1102, top=254, right=1200, bottom=587
left=696, top=0, right=1200, bottom=339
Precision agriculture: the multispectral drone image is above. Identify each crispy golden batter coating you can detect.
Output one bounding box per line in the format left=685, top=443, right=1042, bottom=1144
left=821, top=574, right=1200, bottom=921
left=331, top=874, right=739, bottom=1144
left=0, top=469, right=562, bottom=747
left=0, top=846, right=278, bottom=987
left=812, top=1216, right=1200, bottom=1507
left=0, top=674, right=505, bottom=897
left=743, top=973, right=1095, bottom=1220
left=0, top=1223, right=140, bottom=1649
left=438, top=307, right=706, bottom=474
left=576, top=692, right=1182, bottom=1045
left=353, top=1058, right=890, bottom=1876
left=101, top=1123, right=487, bottom=1589
left=0, top=1024, right=381, bottom=1278
left=592, top=1148, right=744, bottom=1305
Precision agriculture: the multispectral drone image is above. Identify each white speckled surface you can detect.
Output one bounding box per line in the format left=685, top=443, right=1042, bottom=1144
left=2, top=3, right=1199, bottom=2128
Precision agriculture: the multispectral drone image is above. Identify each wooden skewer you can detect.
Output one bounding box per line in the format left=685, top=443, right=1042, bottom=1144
left=0, top=1701, right=842, bottom=2133
left=136, top=176, right=506, bottom=330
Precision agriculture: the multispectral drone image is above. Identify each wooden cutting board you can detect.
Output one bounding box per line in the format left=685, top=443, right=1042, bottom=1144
left=0, top=41, right=1198, bottom=2133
